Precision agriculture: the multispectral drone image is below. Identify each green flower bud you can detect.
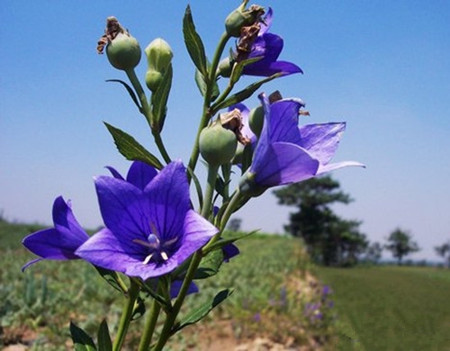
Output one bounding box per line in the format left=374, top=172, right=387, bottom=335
left=106, top=32, right=141, bottom=71
left=199, top=121, right=238, bottom=166
left=145, top=70, right=163, bottom=92
left=249, top=105, right=264, bottom=137
left=225, top=2, right=265, bottom=37
left=145, top=38, right=173, bottom=73
left=217, top=57, right=233, bottom=78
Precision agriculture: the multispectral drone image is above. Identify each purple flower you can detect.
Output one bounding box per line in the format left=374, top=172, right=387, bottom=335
left=105, top=160, right=158, bottom=190
left=76, top=161, right=218, bottom=280
left=22, top=196, right=89, bottom=271
left=242, top=8, right=302, bottom=77
left=240, top=94, right=363, bottom=194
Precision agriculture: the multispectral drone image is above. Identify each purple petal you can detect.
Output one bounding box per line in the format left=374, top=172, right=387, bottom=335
left=261, top=60, right=303, bottom=76
left=76, top=228, right=177, bottom=280
left=105, top=166, right=124, bottom=180
left=145, top=161, right=190, bottom=243
left=317, top=161, right=366, bottom=175
left=167, top=210, right=217, bottom=266
left=126, top=161, right=158, bottom=190
left=95, top=176, right=150, bottom=243
left=269, top=99, right=304, bottom=144
left=259, top=7, right=273, bottom=35
left=21, top=258, right=43, bottom=272
left=170, top=280, right=199, bottom=299
left=223, top=243, right=240, bottom=262
left=298, top=123, right=347, bottom=165
left=22, top=197, right=88, bottom=265
left=254, top=142, right=319, bottom=187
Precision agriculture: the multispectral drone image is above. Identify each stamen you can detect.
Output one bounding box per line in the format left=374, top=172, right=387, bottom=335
left=133, top=238, right=159, bottom=249
left=164, top=236, right=179, bottom=246
left=160, top=251, right=169, bottom=261
left=143, top=254, right=153, bottom=265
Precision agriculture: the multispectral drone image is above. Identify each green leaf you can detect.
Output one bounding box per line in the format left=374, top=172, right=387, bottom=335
left=212, top=73, right=282, bottom=112
left=151, top=65, right=172, bottom=132
left=174, top=289, right=234, bottom=332
left=241, top=143, right=253, bottom=174
left=104, top=122, right=163, bottom=170
left=183, top=5, right=208, bottom=76
left=106, top=79, right=141, bottom=112
left=195, top=69, right=220, bottom=101
left=94, top=266, right=126, bottom=294
left=194, top=249, right=224, bottom=279
left=70, top=322, right=96, bottom=351
left=97, top=320, right=112, bottom=351
left=229, top=56, right=263, bottom=86
left=205, top=230, right=258, bottom=255
left=132, top=296, right=146, bottom=321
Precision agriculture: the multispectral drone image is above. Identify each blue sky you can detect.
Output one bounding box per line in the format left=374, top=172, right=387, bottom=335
left=1, top=1, right=449, bottom=261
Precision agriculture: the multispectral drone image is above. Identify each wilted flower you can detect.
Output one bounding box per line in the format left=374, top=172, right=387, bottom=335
left=22, top=196, right=89, bottom=270
left=240, top=94, right=363, bottom=196
left=240, top=8, right=302, bottom=77
left=76, top=161, right=218, bottom=280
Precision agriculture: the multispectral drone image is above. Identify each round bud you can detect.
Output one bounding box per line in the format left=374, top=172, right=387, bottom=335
left=106, top=33, right=141, bottom=71
left=217, top=57, right=233, bottom=78
left=145, top=38, right=173, bottom=73
left=145, top=70, right=163, bottom=92
left=249, top=106, right=264, bottom=137
left=199, top=122, right=237, bottom=166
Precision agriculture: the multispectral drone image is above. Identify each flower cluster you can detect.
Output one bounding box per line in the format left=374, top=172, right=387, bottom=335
left=21, top=2, right=363, bottom=349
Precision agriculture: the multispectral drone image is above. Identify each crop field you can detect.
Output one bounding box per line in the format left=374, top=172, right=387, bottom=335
left=316, top=265, right=450, bottom=351
left=0, top=220, right=335, bottom=350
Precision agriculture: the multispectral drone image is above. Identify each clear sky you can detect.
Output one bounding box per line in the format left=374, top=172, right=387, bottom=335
left=1, top=1, right=449, bottom=261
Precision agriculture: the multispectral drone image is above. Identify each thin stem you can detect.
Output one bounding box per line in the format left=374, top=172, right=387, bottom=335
left=137, top=297, right=161, bottom=351
left=201, top=164, right=219, bottom=218
left=113, top=280, right=140, bottom=351
left=152, top=131, right=172, bottom=164
left=125, top=69, right=151, bottom=120
left=188, top=32, right=230, bottom=178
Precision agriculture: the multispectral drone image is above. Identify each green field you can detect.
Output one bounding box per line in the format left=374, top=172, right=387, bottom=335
left=316, top=266, right=450, bottom=351
left=0, top=220, right=332, bottom=350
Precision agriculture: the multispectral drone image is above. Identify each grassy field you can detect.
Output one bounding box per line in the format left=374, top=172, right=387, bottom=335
left=0, top=220, right=333, bottom=350
left=316, top=265, right=450, bottom=351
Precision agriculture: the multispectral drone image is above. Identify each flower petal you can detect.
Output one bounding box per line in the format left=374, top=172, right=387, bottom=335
left=95, top=176, right=150, bottom=243
left=259, top=7, right=273, bottom=35
left=298, top=123, right=347, bottom=165
left=269, top=99, right=304, bottom=144
left=254, top=142, right=319, bottom=187
left=145, top=161, right=190, bottom=242
left=52, top=196, right=89, bottom=244
left=317, top=161, right=366, bottom=175
left=166, top=210, right=217, bottom=267
left=105, top=166, right=124, bottom=180
left=126, top=161, right=158, bottom=190
left=170, top=280, right=199, bottom=299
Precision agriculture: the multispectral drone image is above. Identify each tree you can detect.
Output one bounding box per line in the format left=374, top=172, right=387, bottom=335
left=227, top=218, right=242, bottom=232
left=435, top=241, right=450, bottom=267
left=365, top=241, right=383, bottom=264
left=273, top=175, right=366, bottom=266
left=385, top=228, right=420, bottom=265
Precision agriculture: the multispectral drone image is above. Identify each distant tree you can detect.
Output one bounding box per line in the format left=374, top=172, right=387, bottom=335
left=385, top=228, right=420, bottom=265
left=365, top=242, right=383, bottom=264
left=227, top=218, right=242, bottom=232
left=273, top=175, right=366, bottom=266
left=434, top=241, right=450, bottom=268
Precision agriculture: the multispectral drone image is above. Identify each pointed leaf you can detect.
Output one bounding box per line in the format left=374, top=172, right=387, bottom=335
left=104, top=122, right=163, bottom=170
left=230, top=57, right=263, bottom=86
left=183, top=5, right=208, bottom=76
left=194, top=249, right=224, bottom=279
left=70, top=322, right=96, bottom=351
left=241, top=143, right=253, bottom=174
left=174, top=289, right=234, bottom=332
left=106, top=79, right=141, bottom=112
left=97, top=320, right=112, bottom=351
left=195, top=69, right=219, bottom=101
left=151, top=65, right=172, bottom=132
left=94, top=266, right=126, bottom=294
left=212, top=73, right=281, bottom=112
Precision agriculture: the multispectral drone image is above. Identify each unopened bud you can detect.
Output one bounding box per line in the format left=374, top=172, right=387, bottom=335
left=249, top=106, right=264, bottom=137
left=225, top=2, right=265, bottom=38
left=145, top=38, right=173, bottom=92
left=217, top=57, right=233, bottom=78
left=200, top=120, right=238, bottom=166
left=98, top=17, right=141, bottom=71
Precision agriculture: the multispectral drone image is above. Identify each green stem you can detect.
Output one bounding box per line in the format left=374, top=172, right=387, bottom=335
left=188, top=32, right=230, bottom=178
left=152, top=131, right=172, bottom=164
left=113, top=280, right=140, bottom=351
left=201, top=164, right=219, bottom=218
left=137, top=298, right=161, bottom=351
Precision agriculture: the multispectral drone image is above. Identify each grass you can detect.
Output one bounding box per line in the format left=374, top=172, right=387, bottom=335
left=316, top=265, right=450, bottom=351
left=0, top=220, right=332, bottom=350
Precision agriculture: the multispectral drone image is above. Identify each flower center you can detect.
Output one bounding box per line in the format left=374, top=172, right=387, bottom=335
left=133, top=232, right=180, bottom=265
